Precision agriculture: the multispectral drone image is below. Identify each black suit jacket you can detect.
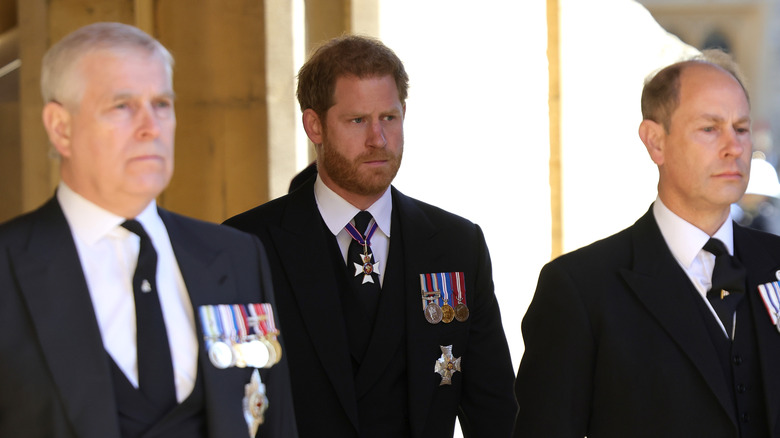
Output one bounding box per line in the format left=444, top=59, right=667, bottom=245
left=0, top=196, right=298, bottom=438
left=224, top=179, right=517, bottom=438
left=514, top=206, right=780, bottom=438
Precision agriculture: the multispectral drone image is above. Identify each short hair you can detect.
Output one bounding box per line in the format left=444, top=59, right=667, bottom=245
left=41, top=22, right=174, bottom=106
left=296, top=34, right=409, bottom=117
left=641, top=49, right=749, bottom=132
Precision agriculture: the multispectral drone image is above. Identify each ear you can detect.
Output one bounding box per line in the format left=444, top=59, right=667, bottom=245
left=302, top=108, right=324, bottom=145
left=42, top=102, right=73, bottom=157
left=638, top=119, right=665, bottom=166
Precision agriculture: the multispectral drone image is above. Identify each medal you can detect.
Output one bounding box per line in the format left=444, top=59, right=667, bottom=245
left=439, top=273, right=455, bottom=323
left=452, top=272, right=470, bottom=322
left=242, top=339, right=271, bottom=368
left=346, top=218, right=380, bottom=284
left=425, top=301, right=443, bottom=324
left=758, top=281, right=780, bottom=334
left=243, top=369, right=268, bottom=437
left=209, top=340, right=235, bottom=369
left=420, top=272, right=470, bottom=323
left=454, top=304, right=470, bottom=322
left=199, top=303, right=284, bottom=369
left=421, top=288, right=442, bottom=324
left=434, top=344, right=461, bottom=386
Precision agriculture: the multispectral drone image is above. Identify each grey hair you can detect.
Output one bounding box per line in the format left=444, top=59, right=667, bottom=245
left=40, top=22, right=173, bottom=106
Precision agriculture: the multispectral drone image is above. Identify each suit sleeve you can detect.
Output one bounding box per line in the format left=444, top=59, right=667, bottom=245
left=251, top=235, right=300, bottom=438
left=457, top=225, right=518, bottom=438
left=513, top=260, right=594, bottom=438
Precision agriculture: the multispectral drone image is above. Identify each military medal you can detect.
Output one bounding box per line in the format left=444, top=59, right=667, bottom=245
left=199, top=303, right=284, bottom=369
left=452, top=272, right=470, bottom=322
left=233, top=305, right=270, bottom=368
left=420, top=272, right=470, bottom=324
left=758, top=281, right=780, bottom=334
left=420, top=287, right=443, bottom=324
left=440, top=279, right=455, bottom=323
left=243, top=368, right=268, bottom=437
left=346, top=218, right=380, bottom=284
left=200, top=306, right=238, bottom=369
left=209, top=340, right=235, bottom=369
left=434, top=344, right=461, bottom=386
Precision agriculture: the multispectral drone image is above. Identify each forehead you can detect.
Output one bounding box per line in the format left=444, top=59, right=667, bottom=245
left=676, top=64, right=749, bottom=114
left=76, top=48, right=171, bottom=87
left=331, top=74, right=401, bottom=109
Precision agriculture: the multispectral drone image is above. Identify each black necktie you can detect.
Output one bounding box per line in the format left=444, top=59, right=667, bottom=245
left=122, top=219, right=177, bottom=409
left=703, top=237, right=746, bottom=339
left=346, top=211, right=381, bottom=320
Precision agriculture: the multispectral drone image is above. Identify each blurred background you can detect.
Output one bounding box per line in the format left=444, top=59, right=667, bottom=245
left=2, top=1, right=780, bottom=430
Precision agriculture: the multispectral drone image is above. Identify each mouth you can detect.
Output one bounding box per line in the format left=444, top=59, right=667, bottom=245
left=713, top=171, right=743, bottom=180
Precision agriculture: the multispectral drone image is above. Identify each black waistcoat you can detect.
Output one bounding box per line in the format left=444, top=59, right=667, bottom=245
left=108, top=356, right=207, bottom=438
left=324, top=212, right=411, bottom=437
left=691, top=290, right=769, bottom=437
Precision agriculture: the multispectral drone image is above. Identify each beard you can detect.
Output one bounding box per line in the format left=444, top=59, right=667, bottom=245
left=319, top=132, right=403, bottom=197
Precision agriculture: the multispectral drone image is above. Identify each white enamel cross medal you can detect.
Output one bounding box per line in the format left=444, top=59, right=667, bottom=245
left=353, top=244, right=379, bottom=284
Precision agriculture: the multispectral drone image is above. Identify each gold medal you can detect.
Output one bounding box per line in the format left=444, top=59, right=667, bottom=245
left=441, top=304, right=455, bottom=323
left=424, top=302, right=443, bottom=324
left=260, top=337, right=278, bottom=368
left=270, top=337, right=283, bottom=365
left=455, top=303, right=470, bottom=322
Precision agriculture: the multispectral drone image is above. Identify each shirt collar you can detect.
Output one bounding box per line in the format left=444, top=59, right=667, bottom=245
left=653, top=196, right=734, bottom=269
left=57, top=181, right=160, bottom=244
left=313, top=175, right=392, bottom=237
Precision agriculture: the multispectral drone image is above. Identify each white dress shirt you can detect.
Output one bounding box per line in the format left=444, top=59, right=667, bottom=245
left=57, top=182, right=198, bottom=402
left=314, top=175, right=392, bottom=286
left=653, top=197, right=735, bottom=337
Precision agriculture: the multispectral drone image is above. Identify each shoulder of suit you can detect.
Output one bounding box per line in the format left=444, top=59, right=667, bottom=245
left=549, top=221, right=636, bottom=271
left=0, top=196, right=61, bottom=246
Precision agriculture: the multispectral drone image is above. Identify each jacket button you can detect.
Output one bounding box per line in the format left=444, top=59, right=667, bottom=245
left=732, top=355, right=743, bottom=365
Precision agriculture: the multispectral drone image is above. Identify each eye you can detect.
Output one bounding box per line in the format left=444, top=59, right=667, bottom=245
left=383, top=115, right=396, bottom=122
left=154, top=99, right=173, bottom=109
left=351, top=117, right=364, bottom=124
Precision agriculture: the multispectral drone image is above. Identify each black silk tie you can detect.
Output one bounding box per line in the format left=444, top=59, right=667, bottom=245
left=122, top=219, right=177, bottom=409
left=347, top=211, right=381, bottom=319
left=703, top=237, right=746, bottom=339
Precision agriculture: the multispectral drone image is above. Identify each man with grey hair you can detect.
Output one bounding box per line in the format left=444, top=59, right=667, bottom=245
left=0, top=22, right=297, bottom=438
left=514, top=50, right=780, bottom=437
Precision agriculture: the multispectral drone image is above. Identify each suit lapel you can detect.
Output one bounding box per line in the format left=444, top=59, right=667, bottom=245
left=620, top=210, right=735, bottom=424
left=270, top=187, right=360, bottom=429
left=159, top=209, right=250, bottom=438
left=390, top=189, right=442, bottom=438
left=12, top=198, right=121, bottom=438
left=734, top=225, right=780, bottom=434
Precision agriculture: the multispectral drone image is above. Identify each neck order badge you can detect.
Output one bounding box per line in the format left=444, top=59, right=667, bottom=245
left=345, top=212, right=380, bottom=285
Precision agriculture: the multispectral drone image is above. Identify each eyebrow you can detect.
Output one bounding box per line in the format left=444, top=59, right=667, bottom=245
left=698, top=114, right=751, bottom=124
left=111, top=91, right=177, bottom=101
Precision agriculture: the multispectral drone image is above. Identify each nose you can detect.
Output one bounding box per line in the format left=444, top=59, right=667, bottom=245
left=136, top=103, right=161, bottom=140
left=366, top=120, right=387, bottom=148
left=723, top=127, right=749, bottom=158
